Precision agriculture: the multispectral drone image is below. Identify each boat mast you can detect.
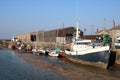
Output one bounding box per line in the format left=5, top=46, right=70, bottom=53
left=75, top=0, right=80, bottom=40
left=76, top=20, right=80, bottom=39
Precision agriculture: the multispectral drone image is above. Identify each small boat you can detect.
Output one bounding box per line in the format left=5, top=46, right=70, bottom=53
left=32, top=48, right=46, bottom=56
left=58, top=50, right=66, bottom=58
left=25, top=44, right=32, bottom=53
left=49, top=50, right=59, bottom=57
left=49, top=48, right=61, bottom=57
left=18, top=43, right=26, bottom=53
left=65, top=21, right=114, bottom=69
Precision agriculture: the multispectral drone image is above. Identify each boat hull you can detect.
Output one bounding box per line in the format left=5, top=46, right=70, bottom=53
left=66, top=50, right=111, bottom=69
left=49, top=53, right=59, bottom=57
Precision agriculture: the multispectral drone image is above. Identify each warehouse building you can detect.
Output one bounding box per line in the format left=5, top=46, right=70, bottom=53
left=16, top=27, right=83, bottom=48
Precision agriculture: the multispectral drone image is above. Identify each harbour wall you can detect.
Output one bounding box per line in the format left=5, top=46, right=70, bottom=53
left=115, top=49, right=120, bottom=64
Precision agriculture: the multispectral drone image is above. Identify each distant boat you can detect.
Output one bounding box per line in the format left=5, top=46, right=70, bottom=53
left=65, top=21, right=113, bottom=69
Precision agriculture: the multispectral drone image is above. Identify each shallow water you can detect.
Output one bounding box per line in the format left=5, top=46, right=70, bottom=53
left=0, top=49, right=65, bottom=80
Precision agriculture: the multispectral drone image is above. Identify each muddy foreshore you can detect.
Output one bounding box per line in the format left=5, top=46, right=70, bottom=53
left=16, top=52, right=120, bottom=80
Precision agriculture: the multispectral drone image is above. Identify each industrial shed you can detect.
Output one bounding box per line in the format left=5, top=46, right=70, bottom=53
left=31, top=27, right=81, bottom=44
left=16, top=27, right=83, bottom=49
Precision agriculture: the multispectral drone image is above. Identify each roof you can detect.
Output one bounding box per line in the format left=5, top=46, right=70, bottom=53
left=45, top=26, right=75, bottom=32
left=97, top=29, right=109, bottom=33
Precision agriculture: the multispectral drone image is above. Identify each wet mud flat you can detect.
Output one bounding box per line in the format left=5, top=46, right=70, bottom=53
left=19, top=52, right=120, bottom=80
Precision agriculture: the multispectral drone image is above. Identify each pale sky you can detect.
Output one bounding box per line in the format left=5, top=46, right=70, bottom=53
left=0, top=0, right=120, bottom=39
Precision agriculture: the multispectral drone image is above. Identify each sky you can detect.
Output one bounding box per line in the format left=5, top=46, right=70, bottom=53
left=0, top=0, right=120, bottom=39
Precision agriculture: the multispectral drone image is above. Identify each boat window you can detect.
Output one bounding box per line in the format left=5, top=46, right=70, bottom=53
left=91, top=40, right=104, bottom=46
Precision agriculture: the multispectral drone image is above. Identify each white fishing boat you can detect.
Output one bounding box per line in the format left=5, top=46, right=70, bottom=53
left=65, top=21, right=113, bottom=69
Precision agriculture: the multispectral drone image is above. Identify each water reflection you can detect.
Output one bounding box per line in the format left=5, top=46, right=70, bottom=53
left=0, top=49, right=65, bottom=80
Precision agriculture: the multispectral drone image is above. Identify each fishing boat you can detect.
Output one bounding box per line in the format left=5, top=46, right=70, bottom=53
left=65, top=21, right=113, bottom=69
